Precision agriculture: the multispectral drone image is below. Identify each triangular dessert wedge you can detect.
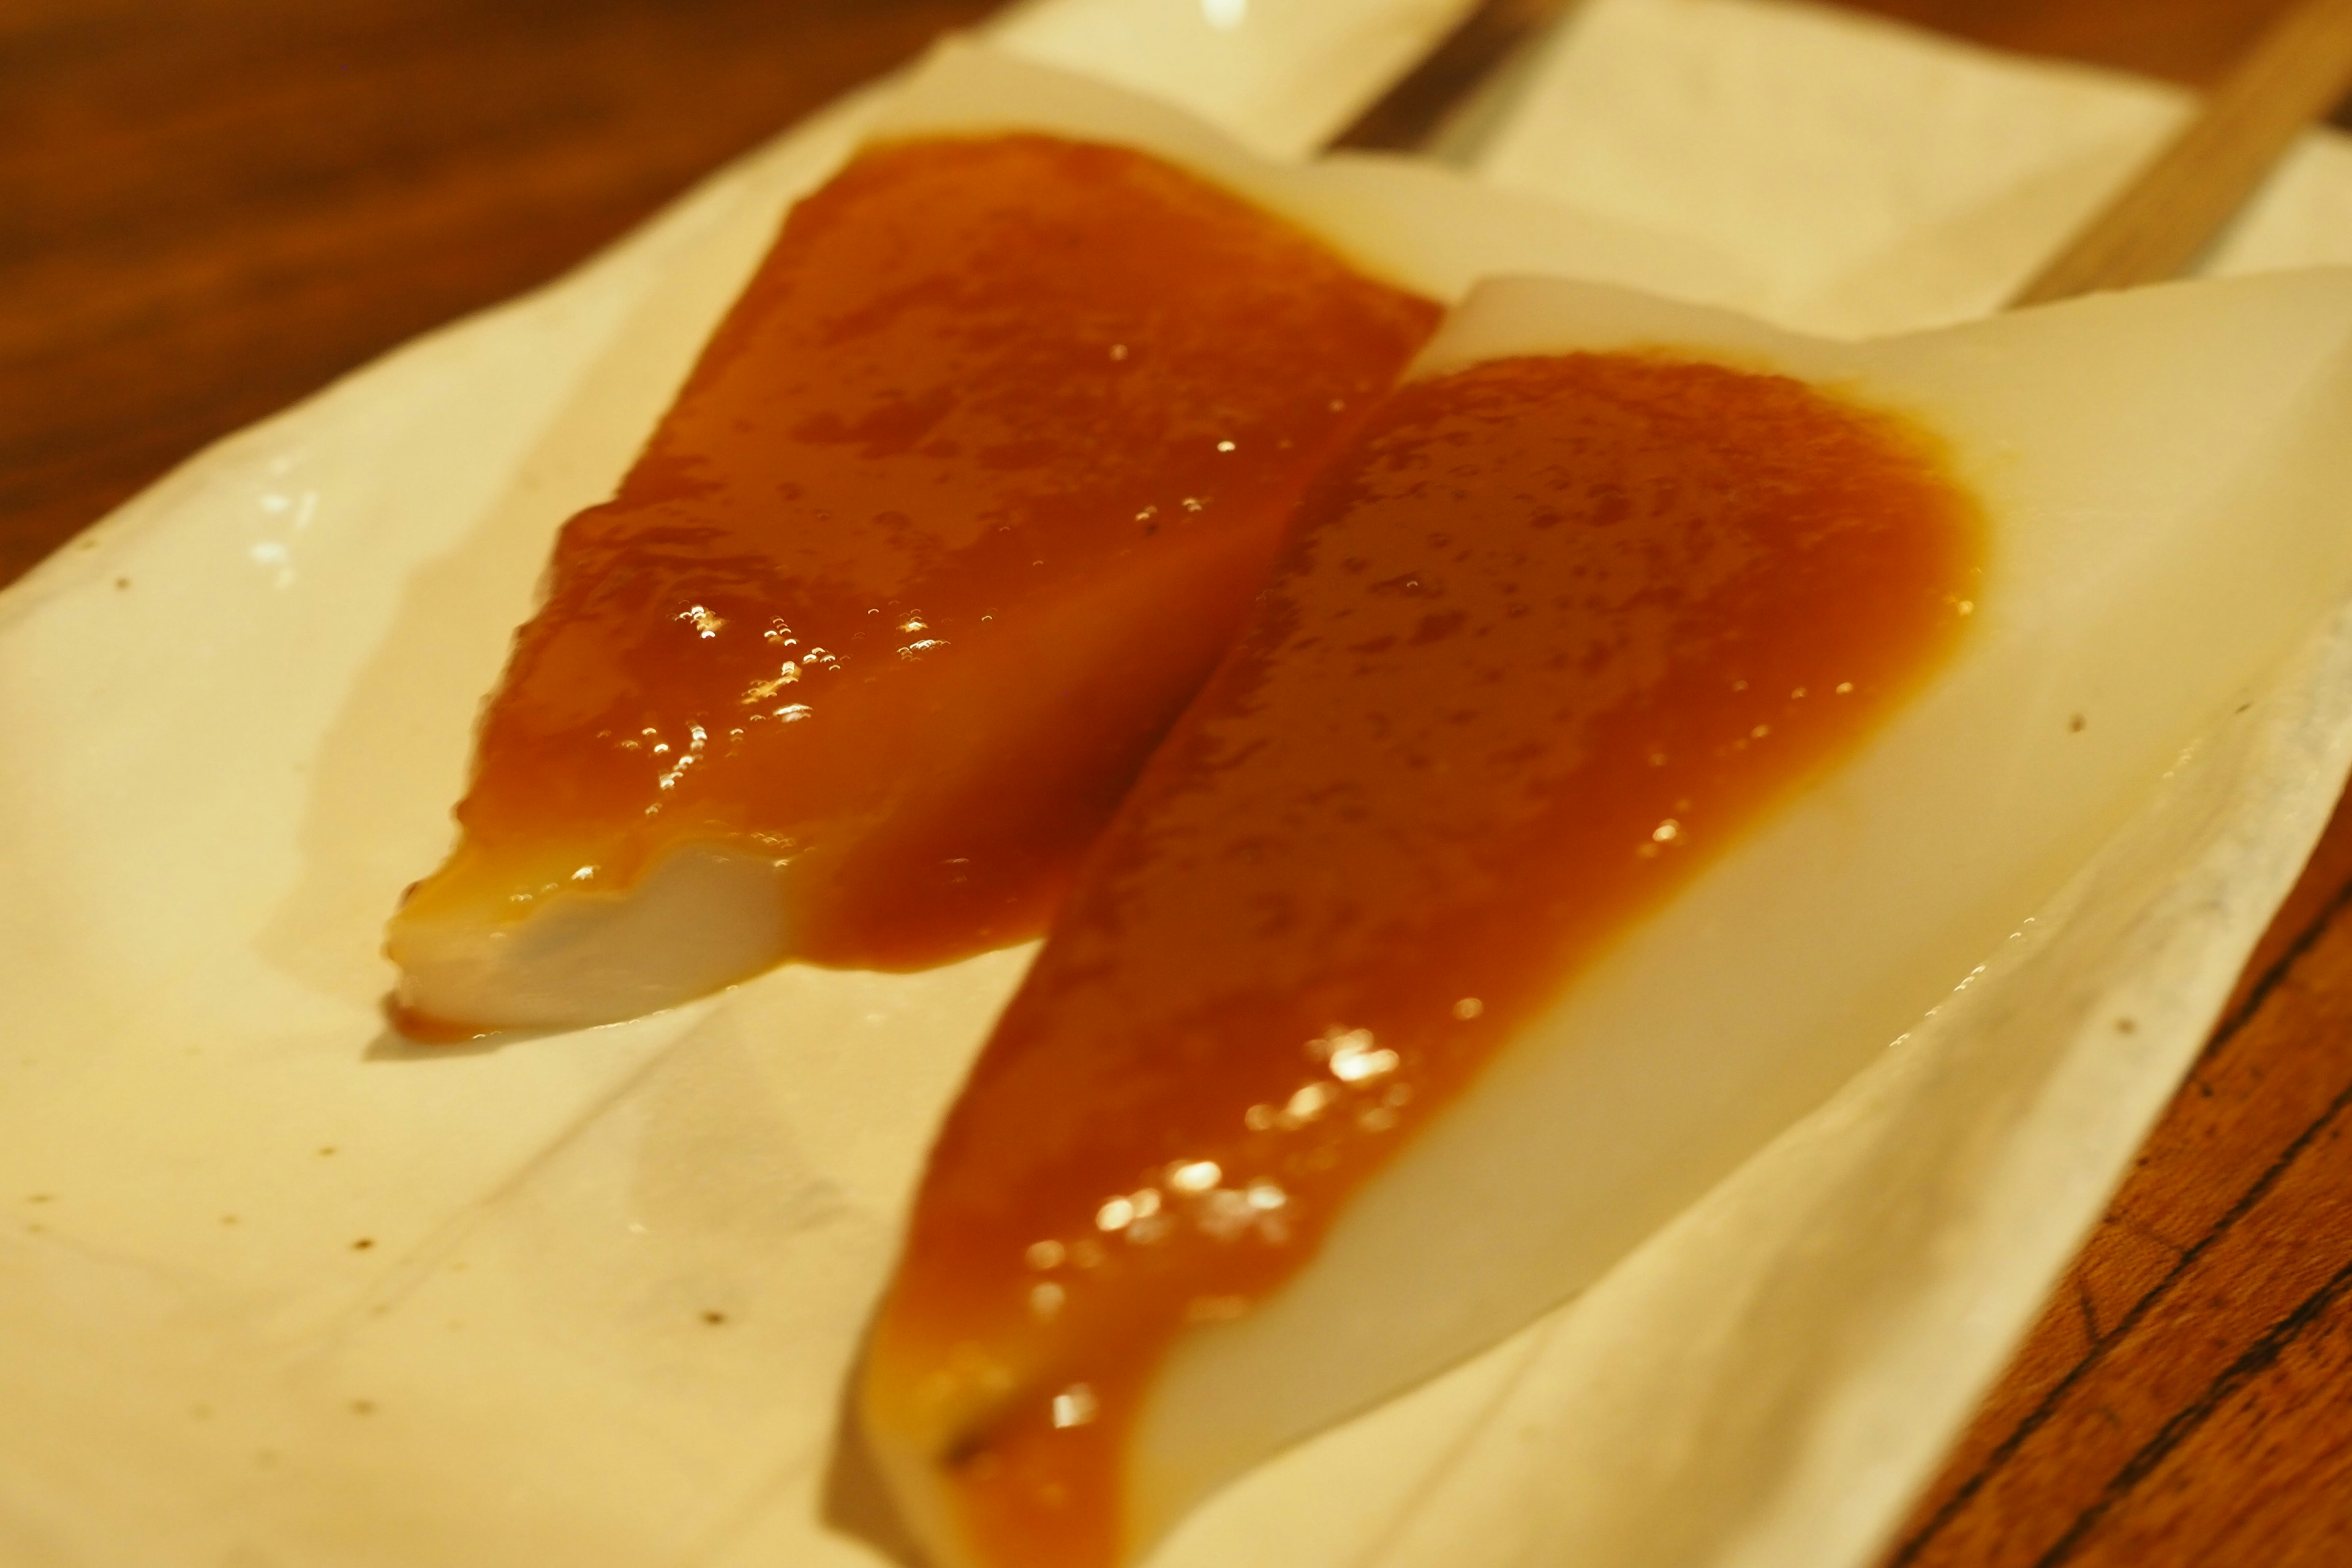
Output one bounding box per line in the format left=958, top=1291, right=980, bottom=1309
left=858, top=269, right=2352, bottom=1568
left=383, top=46, right=1739, bottom=1035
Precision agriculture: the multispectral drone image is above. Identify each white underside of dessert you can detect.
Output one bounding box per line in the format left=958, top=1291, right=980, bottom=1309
left=388, top=843, right=796, bottom=1033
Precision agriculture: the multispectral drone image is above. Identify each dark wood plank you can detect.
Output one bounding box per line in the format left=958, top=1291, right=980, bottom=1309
left=1886, top=797, right=2352, bottom=1564
left=0, top=0, right=1001, bottom=590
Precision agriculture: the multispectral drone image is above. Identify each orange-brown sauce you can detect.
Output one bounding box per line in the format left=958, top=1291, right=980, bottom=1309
left=865, top=352, right=1985, bottom=1567
left=405, top=134, right=1437, bottom=986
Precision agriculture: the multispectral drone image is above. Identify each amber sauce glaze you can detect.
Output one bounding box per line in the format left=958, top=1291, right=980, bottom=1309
left=864, top=353, right=1985, bottom=1567
left=392, top=134, right=1437, bottom=1003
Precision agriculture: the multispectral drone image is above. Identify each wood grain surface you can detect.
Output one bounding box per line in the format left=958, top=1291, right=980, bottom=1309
left=4, top=2, right=2350, bottom=1564
left=0, top=0, right=998, bottom=589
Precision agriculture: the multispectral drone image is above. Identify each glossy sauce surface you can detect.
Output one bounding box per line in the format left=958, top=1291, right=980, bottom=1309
left=864, top=353, right=1985, bottom=1567
left=397, top=134, right=1438, bottom=987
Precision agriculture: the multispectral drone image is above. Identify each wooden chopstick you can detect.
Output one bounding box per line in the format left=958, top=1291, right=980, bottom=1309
left=2008, top=0, right=2352, bottom=306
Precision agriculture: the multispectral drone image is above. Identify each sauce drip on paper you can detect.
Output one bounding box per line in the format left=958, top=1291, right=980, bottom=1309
left=864, top=353, right=1985, bottom=1568
left=393, top=133, right=1438, bottom=1013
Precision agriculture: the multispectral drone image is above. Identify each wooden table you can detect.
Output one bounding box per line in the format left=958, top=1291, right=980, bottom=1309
left=4, top=1, right=2346, bottom=1561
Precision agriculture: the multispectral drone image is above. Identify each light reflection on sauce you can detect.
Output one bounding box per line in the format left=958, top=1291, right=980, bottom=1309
left=863, top=352, right=1985, bottom=1567
left=390, top=134, right=1439, bottom=1016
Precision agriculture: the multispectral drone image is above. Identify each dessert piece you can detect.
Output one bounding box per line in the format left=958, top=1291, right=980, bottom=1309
left=385, top=129, right=1439, bottom=1035
left=859, top=270, right=2352, bottom=1568
left=382, top=42, right=1744, bottom=1038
